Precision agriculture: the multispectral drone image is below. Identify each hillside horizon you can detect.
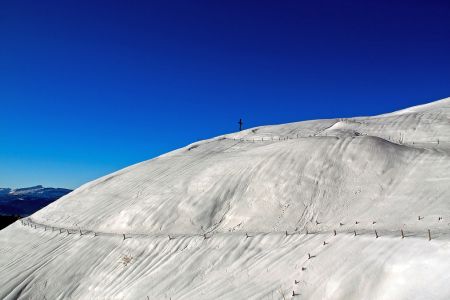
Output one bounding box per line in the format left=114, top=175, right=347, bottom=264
left=1, top=96, right=450, bottom=299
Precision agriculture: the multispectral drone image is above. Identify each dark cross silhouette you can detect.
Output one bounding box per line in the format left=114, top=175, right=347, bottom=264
left=238, top=118, right=243, bottom=131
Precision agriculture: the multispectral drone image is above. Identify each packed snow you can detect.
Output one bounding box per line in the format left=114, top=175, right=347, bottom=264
left=1, top=97, right=450, bottom=299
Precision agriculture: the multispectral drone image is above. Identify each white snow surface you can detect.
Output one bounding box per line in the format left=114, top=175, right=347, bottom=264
left=1, top=97, right=450, bottom=299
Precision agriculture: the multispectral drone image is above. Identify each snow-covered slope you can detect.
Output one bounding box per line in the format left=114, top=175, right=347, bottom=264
left=1, top=97, right=450, bottom=299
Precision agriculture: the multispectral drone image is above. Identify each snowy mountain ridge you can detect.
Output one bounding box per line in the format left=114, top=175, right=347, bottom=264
left=0, top=185, right=71, bottom=198
left=0, top=97, right=449, bottom=299
left=0, top=185, right=72, bottom=218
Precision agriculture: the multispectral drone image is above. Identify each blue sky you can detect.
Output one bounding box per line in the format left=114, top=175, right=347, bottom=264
left=0, top=0, right=449, bottom=189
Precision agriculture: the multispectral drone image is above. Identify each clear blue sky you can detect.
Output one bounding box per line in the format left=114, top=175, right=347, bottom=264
left=0, top=0, right=449, bottom=189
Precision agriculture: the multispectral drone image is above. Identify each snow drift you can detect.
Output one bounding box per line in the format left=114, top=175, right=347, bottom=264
left=1, top=97, right=450, bottom=299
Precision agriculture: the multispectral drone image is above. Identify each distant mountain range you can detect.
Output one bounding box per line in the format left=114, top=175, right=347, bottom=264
left=0, top=185, right=72, bottom=217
